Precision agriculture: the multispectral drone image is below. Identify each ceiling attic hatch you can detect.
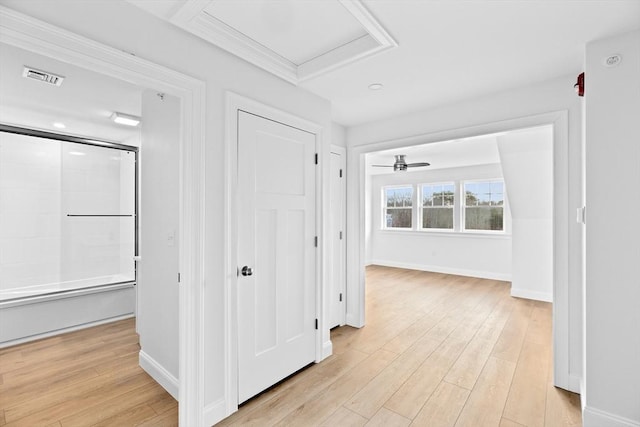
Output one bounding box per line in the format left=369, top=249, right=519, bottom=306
left=129, top=0, right=397, bottom=84
left=22, top=66, right=65, bottom=86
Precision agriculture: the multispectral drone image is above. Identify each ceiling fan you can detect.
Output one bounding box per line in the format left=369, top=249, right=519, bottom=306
left=372, top=154, right=430, bottom=172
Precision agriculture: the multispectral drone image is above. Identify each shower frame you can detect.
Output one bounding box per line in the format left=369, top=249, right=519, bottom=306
left=0, top=123, right=139, bottom=301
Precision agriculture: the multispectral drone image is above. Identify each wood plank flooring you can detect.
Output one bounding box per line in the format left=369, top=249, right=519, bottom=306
left=218, top=265, right=582, bottom=427
left=0, top=318, right=178, bottom=426
left=0, top=266, right=582, bottom=426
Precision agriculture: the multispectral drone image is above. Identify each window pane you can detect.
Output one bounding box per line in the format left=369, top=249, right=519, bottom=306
left=385, top=208, right=412, bottom=228
left=385, top=187, right=413, bottom=208
left=465, top=207, right=503, bottom=230
left=422, top=186, right=434, bottom=207
left=423, top=207, right=453, bottom=229
left=443, top=184, right=455, bottom=206
left=465, top=189, right=477, bottom=206
left=385, top=189, right=394, bottom=207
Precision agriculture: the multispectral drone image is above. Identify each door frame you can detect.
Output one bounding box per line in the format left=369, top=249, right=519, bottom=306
left=0, top=7, right=207, bottom=425
left=346, top=110, right=576, bottom=392
left=330, top=145, right=347, bottom=327
left=224, top=92, right=328, bottom=415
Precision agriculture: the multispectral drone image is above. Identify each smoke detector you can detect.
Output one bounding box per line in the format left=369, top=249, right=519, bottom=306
left=22, top=66, right=65, bottom=86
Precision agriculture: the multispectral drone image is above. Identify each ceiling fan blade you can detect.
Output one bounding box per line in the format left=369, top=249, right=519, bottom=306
left=371, top=164, right=394, bottom=167
left=406, top=162, right=430, bottom=167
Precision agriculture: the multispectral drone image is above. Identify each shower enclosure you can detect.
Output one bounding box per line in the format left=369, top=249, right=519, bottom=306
left=0, top=125, right=137, bottom=346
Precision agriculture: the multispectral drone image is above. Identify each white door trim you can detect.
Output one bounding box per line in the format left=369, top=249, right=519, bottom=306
left=224, top=92, right=329, bottom=417
left=346, top=110, right=575, bottom=392
left=0, top=7, right=207, bottom=425
left=330, top=145, right=347, bottom=327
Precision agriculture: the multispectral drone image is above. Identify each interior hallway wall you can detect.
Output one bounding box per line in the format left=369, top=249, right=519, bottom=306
left=583, top=29, right=640, bottom=426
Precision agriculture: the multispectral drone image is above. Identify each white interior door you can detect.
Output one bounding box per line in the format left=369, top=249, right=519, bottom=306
left=237, top=111, right=317, bottom=403
left=329, top=150, right=346, bottom=328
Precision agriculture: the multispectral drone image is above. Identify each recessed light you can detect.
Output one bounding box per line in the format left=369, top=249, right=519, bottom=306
left=69, top=151, right=86, bottom=156
left=53, top=122, right=66, bottom=129
left=368, top=83, right=384, bottom=90
left=111, top=112, right=141, bottom=127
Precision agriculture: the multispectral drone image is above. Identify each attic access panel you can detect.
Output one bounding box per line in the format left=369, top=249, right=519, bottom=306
left=167, top=0, right=397, bottom=83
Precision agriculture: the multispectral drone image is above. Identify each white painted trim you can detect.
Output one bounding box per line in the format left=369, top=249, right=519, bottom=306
left=0, top=314, right=134, bottom=349
left=322, top=339, right=333, bottom=360
left=139, top=351, right=179, bottom=400
left=330, top=144, right=347, bottom=327
left=346, top=110, right=573, bottom=392
left=159, top=0, right=396, bottom=84
left=203, top=399, right=227, bottom=427
left=0, top=7, right=207, bottom=425
left=569, top=374, right=581, bottom=394
left=510, top=288, right=553, bottom=303
left=583, top=406, right=640, bottom=427
left=224, top=92, right=328, bottom=421
left=369, top=260, right=512, bottom=282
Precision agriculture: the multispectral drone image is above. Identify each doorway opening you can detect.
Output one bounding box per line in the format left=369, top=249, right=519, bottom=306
left=345, top=112, right=574, bottom=392
left=0, top=10, right=206, bottom=424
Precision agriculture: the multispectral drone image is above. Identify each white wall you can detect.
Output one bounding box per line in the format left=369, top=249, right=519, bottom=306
left=137, top=90, right=180, bottom=395
left=497, top=126, right=553, bottom=302
left=347, top=74, right=583, bottom=391
left=0, top=0, right=333, bottom=421
left=332, top=123, right=347, bottom=147
left=583, top=30, right=640, bottom=427
left=369, top=164, right=512, bottom=281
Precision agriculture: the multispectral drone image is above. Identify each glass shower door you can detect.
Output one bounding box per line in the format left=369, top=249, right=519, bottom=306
left=61, top=142, right=136, bottom=288
left=0, top=128, right=137, bottom=301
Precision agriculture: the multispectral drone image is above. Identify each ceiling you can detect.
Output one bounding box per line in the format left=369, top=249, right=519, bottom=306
left=129, top=0, right=640, bottom=127
left=366, top=133, right=501, bottom=175
left=0, top=43, right=143, bottom=144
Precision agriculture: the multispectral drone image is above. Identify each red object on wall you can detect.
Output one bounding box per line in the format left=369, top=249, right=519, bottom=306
left=575, top=72, right=585, bottom=96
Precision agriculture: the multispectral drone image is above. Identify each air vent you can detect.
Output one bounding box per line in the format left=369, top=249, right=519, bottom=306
left=22, top=66, right=65, bottom=86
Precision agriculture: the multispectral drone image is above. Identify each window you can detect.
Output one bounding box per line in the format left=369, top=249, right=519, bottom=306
left=383, top=186, right=413, bottom=228
left=464, top=180, right=504, bottom=231
left=421, top=183, right=454, bottom=229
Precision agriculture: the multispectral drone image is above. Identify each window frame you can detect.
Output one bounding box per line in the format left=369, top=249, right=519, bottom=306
left=381, top=184, right=415, bottom=230
left=461, top=178, right=506, bottom=233
left=418, top=181, right=456, bottom=232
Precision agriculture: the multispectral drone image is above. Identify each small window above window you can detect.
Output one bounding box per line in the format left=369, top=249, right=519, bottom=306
left=383, top=186, right=413, bottom=229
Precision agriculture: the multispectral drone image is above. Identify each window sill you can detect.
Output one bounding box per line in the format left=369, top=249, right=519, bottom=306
left=379, top=229, right=511, bottom=240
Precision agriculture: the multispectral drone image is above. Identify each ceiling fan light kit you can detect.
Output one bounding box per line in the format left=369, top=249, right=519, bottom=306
left=372, top=154, right=430, bottom=172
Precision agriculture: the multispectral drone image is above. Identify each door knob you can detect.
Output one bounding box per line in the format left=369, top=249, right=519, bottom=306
left=241, top=266, right=253, bottom=276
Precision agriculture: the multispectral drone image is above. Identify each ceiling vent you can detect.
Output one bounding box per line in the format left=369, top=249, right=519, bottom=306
left=22, top=66, right=65, bottom=87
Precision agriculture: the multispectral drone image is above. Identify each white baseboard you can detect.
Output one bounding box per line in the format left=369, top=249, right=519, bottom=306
left=568, top=373, right=581, bottom=394
left=345, top=312, right=364, bottom=328
left=139, top=350, right=179, bottom=400
left=204, top=398, right=227, bottom=426
left=369, top=259, right=512, bottom=282
left=510, top=287, right=553, bottom=302
left=321, top=339, right=333, bottom=360
left=583, top=406, right=640, bottom=427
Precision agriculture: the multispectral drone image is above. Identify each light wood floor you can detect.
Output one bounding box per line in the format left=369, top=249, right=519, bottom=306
left=0, top=317, right=178, bottom=426
left=0, top=266, right=582, bottom=426
left=217, top=265, right=582, bottom=427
